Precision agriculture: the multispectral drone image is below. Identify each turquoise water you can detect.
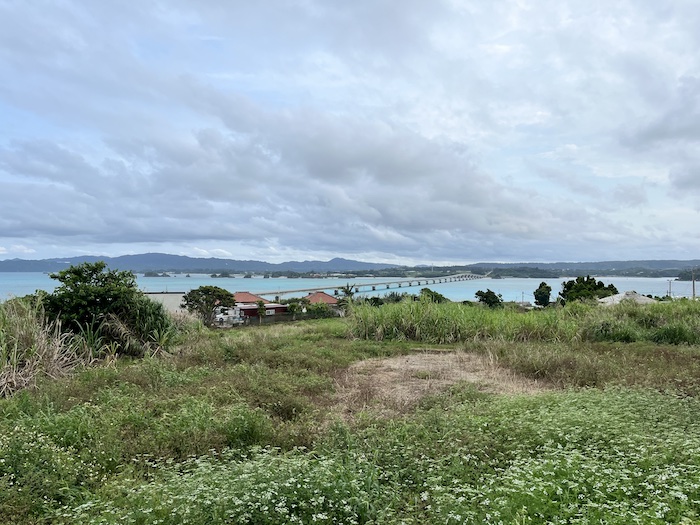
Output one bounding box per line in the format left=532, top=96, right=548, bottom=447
left=0, top=273, right=694, bottom=303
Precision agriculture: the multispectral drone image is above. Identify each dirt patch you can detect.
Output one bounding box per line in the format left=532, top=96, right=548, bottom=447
left=333, top=349, right=550, bottom=419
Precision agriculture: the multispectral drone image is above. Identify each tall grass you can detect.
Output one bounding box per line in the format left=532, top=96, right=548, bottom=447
left=349, top=298, right=700, bottom=345
left=0, top=297, right=86, bottom=397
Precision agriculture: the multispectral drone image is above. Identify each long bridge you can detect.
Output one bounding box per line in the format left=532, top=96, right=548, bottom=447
left=253, top=273, right=483, bottom=298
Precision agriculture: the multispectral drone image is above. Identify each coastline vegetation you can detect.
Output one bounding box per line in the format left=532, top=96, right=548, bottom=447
left=3, top=272, right=700, bottom=522
left=350, top=298, right=700, bottom=346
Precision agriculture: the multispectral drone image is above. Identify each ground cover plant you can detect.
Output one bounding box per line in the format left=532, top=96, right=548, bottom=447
left=2, top=299, right=700, bottom=522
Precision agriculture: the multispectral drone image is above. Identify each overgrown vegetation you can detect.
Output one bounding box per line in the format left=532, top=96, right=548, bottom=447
left=43, top=262, right=176, bottom=357
left=3, top=293, right=700, bottom=523
left=559, top=275, right=619, bottom=303
left=0, top=296, right=87, bottom=397
left=350, top=297, right=700, bottom=346
left=1, top=262, right=177, bottom=398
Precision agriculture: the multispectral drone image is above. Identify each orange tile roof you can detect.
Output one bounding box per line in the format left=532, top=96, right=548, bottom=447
left=234, top=291, right=269, bottom=304
left=306, top=291, right=338, bottom=304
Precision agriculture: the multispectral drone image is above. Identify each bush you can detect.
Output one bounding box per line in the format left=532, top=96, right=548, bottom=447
left=43, top=262, right=175, bottom=357
left=181, top=286, right=236, bottom=325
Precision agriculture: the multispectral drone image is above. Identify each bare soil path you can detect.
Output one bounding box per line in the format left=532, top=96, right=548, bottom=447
left=333, top=349, right=550, bottom=419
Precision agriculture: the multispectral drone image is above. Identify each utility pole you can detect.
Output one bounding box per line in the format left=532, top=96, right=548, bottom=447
left=693, top=269, right=696, bottom=300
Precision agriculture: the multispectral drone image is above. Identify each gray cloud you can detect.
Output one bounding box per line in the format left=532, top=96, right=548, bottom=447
left=0, top=1, right=699, bottom=263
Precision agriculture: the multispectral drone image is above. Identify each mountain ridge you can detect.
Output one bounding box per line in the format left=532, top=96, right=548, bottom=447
left=0, top=253, right=398, bottom=273
left=0, top=253, right=699, bottom=274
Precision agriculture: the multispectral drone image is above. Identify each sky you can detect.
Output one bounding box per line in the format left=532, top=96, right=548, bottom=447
left=1, top=1, right=699, bottom=266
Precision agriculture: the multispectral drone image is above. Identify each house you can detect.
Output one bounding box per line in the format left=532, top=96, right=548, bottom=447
left=233, top=291, right=269, bottom=304
left=238, top=302, right=288, bottom=318
left=305, top=291, right=339, bottom=305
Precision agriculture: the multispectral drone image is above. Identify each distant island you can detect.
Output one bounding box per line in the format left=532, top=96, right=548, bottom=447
left=0, top=253, right=698, bottom=280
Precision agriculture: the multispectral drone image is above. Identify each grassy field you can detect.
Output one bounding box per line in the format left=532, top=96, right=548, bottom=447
left=2, top=300, right=700, bottom=523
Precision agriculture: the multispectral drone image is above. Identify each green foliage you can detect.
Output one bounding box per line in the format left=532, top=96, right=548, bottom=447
left=475, top=289, right=503, bottom=308
left=0, top=296, right=85, bottom=397
left=419, top=287, right=449, bottom=303
left=305, top=302, right=335, bottom=319
left=42, top=262, right=174, bottom=357
left=349, top=298, right=700, bottom=347
left=559, top=275, right=618, bottom=303
left=533, top=281, right=552, bottom=307
left=44, top=261, right=139, bottom=330
left=55, top=448, right=384, bottom=525
left=7, top=313, right=700, bottom=523
left=46, top=389, right=700, bottom=524
left=181, top=285, right=236, bottom=325
left=338, top=284, right=355, bottom=299
left=382, top=291, right=413, bottom=304
left=256, top=300, right=266, bottom=324
left=677, top=268, right=699, bottom=281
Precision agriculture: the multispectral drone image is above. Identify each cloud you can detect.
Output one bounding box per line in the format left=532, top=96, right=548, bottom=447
left=669, top=165, right=700, bottom=195
left=0, top=1, right=699, bottom=263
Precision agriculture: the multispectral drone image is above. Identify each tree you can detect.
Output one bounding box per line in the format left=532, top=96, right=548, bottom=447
left=44, top=261, right=140, bottom=330
left=287, top=301, right=300, bottom=320
left=559, top=275, right=618, bottom=304
left=533, top=281, right=552, bottom=307
left=181, top=285, right=236, bottom=325
left=383, top=291, right=411, bottom=303
left=44, top=261, right=174, bottom=357
left=338, top=284, right=355, bottom=311
left=419, top=288, right=450, bottom=303
left=256, top=300, right=266, bottom=325
left=306, top=302, right=334, bottom=318
left=475, top=289, right=503, bottom=308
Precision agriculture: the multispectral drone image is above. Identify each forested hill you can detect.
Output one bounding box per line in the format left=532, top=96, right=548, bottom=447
left=0, top=253, right=397, bottom=273
left=483, top=260, right=700, bottom=271
left=466, top=260, right=700, bottom=278
left=1, top=254, right=698, bottom=277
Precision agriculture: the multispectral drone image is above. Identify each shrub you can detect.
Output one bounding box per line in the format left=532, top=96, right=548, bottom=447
left=43, top=262, right=175, bottom=357
left=181, top=286, right=236, bottom=325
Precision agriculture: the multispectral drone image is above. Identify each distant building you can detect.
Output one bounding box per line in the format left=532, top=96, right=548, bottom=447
left=305, top=291, right=339, bottom=305
left=238, top=303, right=288, bottom=318
left=234, top=291, right=269, bottom=304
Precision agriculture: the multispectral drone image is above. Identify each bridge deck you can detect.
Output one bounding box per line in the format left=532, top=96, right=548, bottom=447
left=252, top=273, right=482, bottom=297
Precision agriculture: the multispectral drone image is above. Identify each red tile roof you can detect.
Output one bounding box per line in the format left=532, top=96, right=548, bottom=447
left=234, top=291, right=269, bottom=304
left=306, top=291, right=338, bottom=305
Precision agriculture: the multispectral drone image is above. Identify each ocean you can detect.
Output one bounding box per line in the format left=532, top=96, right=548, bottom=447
left=0, top=272, right=694, bottom=303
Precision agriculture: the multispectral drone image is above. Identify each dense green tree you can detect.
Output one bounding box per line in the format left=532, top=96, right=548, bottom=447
left=419, top=288, right=450, bottom=303
left=475, top=289, right=503, bottom=308
left=534, top=282, right=552, bottom=307
left=181, top=285, right=236, bottom=325
left=305, top=302, right=335, bottom=318
left=559, top=276, right=618, bottom=303
left=362, top=296, right=384, bottom=306
left=44, top=261, right=174, bottom=356
left=44, top=261, right=139, bottom=330
left=383, top=291, right=412, bottom=303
